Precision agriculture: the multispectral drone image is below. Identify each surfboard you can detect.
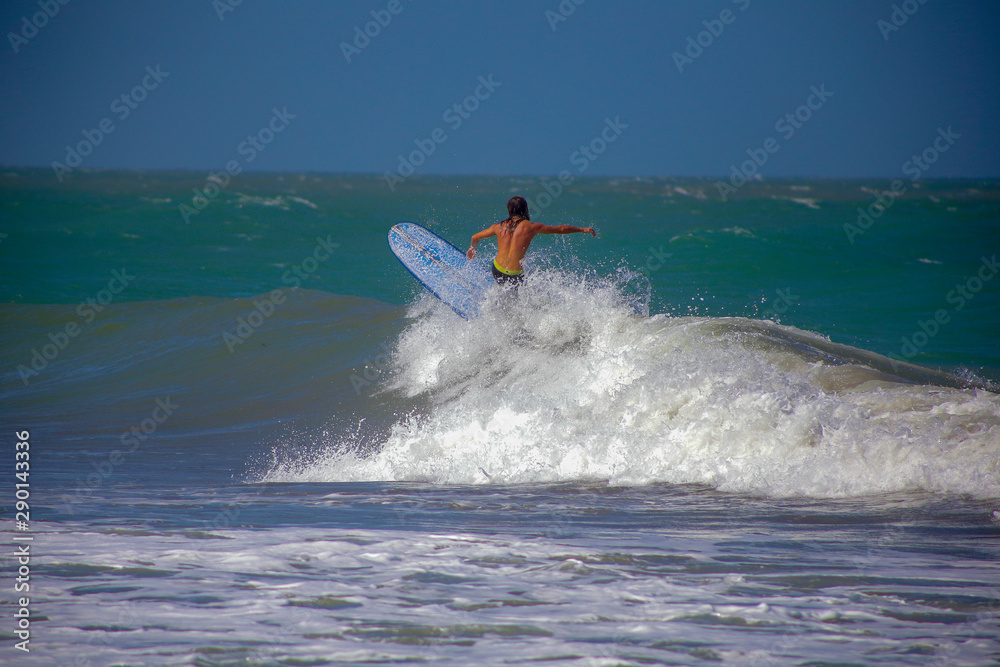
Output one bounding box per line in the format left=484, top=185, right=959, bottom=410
left=388, top=222, right=495, bottom=320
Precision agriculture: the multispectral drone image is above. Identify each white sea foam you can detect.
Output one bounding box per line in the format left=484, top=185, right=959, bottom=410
left=288, top=195, right=318, bottom=209
left=268, top=270, right=1000, bottom=498
left=789, top=197, right=821, bottom=209
left=35, top=518, right=999, bottom=666
left=233, top=192, right=293, bottom=209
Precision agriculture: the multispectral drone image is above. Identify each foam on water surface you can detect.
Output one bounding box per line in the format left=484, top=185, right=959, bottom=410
left=28, top=496, right=1000, bottom=667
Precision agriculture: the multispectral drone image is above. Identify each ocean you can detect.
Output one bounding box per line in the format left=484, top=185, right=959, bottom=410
left=1, top=168, right=998, bottom=665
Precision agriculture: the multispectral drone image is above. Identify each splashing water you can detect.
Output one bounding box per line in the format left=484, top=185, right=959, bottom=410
left=266, top=266, right=1000, bottom=498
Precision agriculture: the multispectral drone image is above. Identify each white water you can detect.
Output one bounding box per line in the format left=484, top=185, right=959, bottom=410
left=30, top=516, right=1000, bottom=666
left=269, top=270, right=1000, bottom=498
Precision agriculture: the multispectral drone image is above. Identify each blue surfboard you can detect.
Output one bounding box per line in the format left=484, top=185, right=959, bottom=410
left=388, top=222, right=495, bottom=319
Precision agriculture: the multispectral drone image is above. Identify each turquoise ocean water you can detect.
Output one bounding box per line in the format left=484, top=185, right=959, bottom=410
left=1, top=169, right=998, bottom=665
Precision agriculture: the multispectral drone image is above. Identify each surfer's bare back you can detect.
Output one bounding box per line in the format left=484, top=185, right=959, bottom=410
left=467, top=196, right=595, bottom=285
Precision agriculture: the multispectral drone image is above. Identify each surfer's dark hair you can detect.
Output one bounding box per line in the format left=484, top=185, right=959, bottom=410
left=502, top=196, right=530, bottom=233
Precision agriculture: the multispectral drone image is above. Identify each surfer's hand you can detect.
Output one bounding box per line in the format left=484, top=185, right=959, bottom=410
left=585, top=227, right=596, bottom=237
left=466, top=247, right=475, bottom=259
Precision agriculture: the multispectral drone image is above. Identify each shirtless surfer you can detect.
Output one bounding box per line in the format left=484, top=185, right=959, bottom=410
left=466, top=196, right=596, bottom=286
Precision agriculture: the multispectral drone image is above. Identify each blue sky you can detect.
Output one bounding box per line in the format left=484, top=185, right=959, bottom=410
left=2, top=0, right=998, bottom=178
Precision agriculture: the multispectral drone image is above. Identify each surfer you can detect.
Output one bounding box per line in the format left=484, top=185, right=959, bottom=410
left=466, top=196, right=596, bottom=286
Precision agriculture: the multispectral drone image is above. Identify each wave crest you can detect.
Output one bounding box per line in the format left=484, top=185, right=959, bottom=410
left=265, top=269, right=1000, bottom=498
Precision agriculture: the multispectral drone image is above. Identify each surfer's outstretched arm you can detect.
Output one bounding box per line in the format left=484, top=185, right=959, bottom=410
left=536, top=224, right=596, bottom=237
left=467, top=225, right=498, bottom=259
